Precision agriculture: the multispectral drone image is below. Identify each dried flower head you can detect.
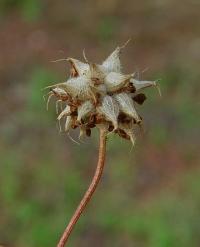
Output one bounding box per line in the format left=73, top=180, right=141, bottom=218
left=45, top=42, right=161, bottom=247
left=45, top=41, right=160, bottom=145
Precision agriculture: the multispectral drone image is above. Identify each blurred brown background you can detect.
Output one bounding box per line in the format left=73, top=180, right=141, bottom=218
left=0, top=0, right=200, bottom=246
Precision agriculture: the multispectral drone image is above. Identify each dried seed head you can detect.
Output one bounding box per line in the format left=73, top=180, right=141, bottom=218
left=45, top=42, right=159, bottom=145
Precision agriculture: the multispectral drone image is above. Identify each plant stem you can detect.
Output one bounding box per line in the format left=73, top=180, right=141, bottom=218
left=57, top=129, right=107, bottom=247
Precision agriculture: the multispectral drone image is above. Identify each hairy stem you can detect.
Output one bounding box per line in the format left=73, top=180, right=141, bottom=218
left=57, top=129, right=107, bottom=247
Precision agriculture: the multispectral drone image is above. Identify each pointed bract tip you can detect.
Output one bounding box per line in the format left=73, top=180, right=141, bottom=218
left=120, top=38, right=131, bottom=50
left=155, top=79, right=162, bottom=97
left=51, top=58, right=68, bottom=63
left=82, top=49, right=89, bottom=63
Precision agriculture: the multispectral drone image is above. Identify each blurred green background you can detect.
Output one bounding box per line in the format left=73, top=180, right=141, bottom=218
left=0, top=0, right=200, bottom=246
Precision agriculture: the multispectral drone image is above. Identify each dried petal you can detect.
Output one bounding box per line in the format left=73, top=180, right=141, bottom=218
left=59, top=77, right=92, bottom=101
left=97, top=95, right=119, bottom=130
left=130, top=79, right=161, bottom=96
left=119, top=122, right=136, bottom=146
left=105, top=72, right=133, bottom=92
left=130, top=79, right=155, bottom=90
left=114, top=93, right=141, bottom=123
left=90, top=83, right=107, bottom=96
left=46, top=92, right=54, bottom=110
left=78, top=126, right=92, bottom=139
left=51, top=87, right=68, bottom=99
left=85, top=64, right=107, bottom=97
left=57, top=105, right=71, bottom=120
left=65, top=116, right=72, bottom=132
left=77, top=100, right=94, bottom=122
left=102, top=40, right=130, bottom=73
left=102, top=47, right=121, bottom=73
left=67, top=58, right=89, bottom=76
left=86, top=63, right=105, bottom=84
left=56, top=99, right=63, bottom=114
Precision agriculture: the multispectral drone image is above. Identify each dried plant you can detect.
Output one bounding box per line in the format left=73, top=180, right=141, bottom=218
left=44, top=41, right=160, bottom=246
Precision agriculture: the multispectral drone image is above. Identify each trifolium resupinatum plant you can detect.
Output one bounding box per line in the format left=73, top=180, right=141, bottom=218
left=44, top=40, right=160, bottom=247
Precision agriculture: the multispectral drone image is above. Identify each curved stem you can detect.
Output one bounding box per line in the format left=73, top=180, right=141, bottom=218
left=57, top=129, right=107, bottom=247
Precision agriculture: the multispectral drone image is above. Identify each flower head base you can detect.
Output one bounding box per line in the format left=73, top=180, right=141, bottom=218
left=45, top=42, right=159, bottom=145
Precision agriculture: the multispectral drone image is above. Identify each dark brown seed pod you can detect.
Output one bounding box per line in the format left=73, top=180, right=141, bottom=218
left=133, top=93, right=147, bottom=105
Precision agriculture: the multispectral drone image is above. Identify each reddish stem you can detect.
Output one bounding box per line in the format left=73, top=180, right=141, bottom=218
left=57, top=129, right=107, bottom=247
